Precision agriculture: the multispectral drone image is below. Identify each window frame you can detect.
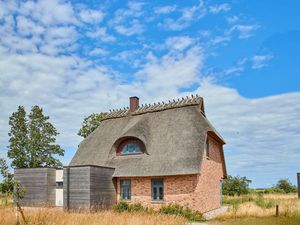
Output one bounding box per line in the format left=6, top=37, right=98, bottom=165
left=117, top=138, right=145, bottom=156
left=120, top=179, right=131, bottom=200
left=151, top=179, right=164, bottom=201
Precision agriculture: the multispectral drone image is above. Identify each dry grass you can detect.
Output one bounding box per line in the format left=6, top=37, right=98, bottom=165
left=211, top=217, right=300, bottom=225
left=218, top=193, right=300, bottom=219
left=0, top=206, right=187, bottom=225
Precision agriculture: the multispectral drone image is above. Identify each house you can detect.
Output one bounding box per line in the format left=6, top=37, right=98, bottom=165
left=15, top=95, right=227, bottom=213
left=66, top=96, right=227, bottom=213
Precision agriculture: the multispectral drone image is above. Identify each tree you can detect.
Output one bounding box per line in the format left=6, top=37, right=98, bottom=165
left=222, top=175, right=252, bottom=196
left=7, top=106, right=29, bottom=168
left=7, top=105, right=64, bottom=168
left=0, top=158, right=14, bottom=193
left=275, top=179, right=297, bottom=193
left=77, top=112, right=107, bottom=138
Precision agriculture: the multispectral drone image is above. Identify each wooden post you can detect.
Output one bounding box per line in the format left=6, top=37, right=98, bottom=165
left=275, top=205, right=279, bottom=217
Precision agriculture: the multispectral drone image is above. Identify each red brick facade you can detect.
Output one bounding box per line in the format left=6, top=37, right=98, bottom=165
left=116, top=135, right=225, bottom=213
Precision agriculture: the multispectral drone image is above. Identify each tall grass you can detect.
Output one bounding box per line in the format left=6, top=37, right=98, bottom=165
left=0, top=193, right=13, bottom=207
left=0, top=206, right=187, bottom=225
left=213, top=217, right=300, bottom=225
left=219, top=193, right=300, bottom=219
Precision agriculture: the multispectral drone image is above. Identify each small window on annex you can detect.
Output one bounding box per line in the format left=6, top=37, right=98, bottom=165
left=120, top=179, right=131, bottom=200
left=152, top=179, right=164, bottom=201
left=206, top=138, right=210, bottom=158
left=117, top=138, right=144, bottom=155
left=56, top=181, right=63, bottom=189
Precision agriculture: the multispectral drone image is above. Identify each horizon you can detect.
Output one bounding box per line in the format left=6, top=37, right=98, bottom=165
left=0, top=0, right=299, bottom=188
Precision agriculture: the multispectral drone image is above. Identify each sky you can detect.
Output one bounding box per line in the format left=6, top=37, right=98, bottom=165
left=0, top=0, right=299, bottom=188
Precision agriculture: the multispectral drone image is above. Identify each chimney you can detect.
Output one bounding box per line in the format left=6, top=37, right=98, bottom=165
left=129, top=96, right=139, bottom=112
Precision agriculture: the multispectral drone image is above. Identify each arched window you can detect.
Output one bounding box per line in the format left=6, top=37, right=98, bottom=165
left=117, top=138, right=145, bottom=155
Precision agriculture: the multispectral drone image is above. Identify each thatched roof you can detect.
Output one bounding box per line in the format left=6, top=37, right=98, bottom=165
left=69, top=96, right=226, bottom=177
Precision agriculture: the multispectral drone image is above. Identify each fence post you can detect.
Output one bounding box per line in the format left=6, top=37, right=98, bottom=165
left=275, top=205, right=279, bottom=217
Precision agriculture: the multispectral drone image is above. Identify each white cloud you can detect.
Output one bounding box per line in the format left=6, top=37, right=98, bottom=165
left=89, top=48, right=108, bottom=56
left=211, top=35, right=231, bottom=45
left=114, top=20, right=144, bottom=36
left=228, top=24, right=260, bottom=39
left=159, top=0, right=206, bottom=31
left=16, top=16, right=45, bottom=37
left=223, top=66, right=244, bottom=75
left=86, top=27, right=115, bottom=42
left=110, top=1, right=145, bottom=35
left=252, top=54, right=273, bottom=69
left=154, top=5, right=176, bottom=14
left=79, top=9, right=104, bottom=24
left=223, top=57, right=248, bottom=76
left=19, top=0, right=77, bottom=26
left=165, top=36, right=194, bottom=51
left=209, top=3, right=231, bottom=14
left=135, top=46, right=203, bottom=97
left=128, top=2, right=144, bottom=11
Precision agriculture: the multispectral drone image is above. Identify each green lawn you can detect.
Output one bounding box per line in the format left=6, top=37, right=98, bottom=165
left=214, top=216, right=300, bottom=225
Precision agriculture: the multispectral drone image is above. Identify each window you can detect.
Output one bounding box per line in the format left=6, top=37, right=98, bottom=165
left=117, top=138, right=144, bottom=155
left=120, top=179, right=131, bottom=200
left=206, top=138, right=210, bottom=158
left=121, top=142, right=141, bottom=154
left=152, top=179, right=164, bottom=201
left=56, top=181, right=63, bottom=189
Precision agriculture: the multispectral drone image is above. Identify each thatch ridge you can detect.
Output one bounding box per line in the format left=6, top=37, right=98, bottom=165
left=104, top=95, right=204, bottom=121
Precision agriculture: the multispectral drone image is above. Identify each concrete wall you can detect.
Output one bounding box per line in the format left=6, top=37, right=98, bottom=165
left=63, top=166, right=116, bottom=210
left=116, top=135, right=224, bottom=213
left=14, top=168, right=56, bottom=206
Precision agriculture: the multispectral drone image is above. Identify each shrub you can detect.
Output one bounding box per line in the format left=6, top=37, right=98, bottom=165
left=263, top=188, right=285, bottom=194
left=113, top=201, right=130, bottom=213
left=114, top=202, right=146, bottom=213
left=222, top=175, right=252, bottom=196
left=274, top=179, right=297, bottom=193
left=159, top=204, right=204, bottom=222
left=255, top=196, right=275, bottom=209
left=222, top=195, right=254, bottom=205
left=129, top=202, right=144, bottom=212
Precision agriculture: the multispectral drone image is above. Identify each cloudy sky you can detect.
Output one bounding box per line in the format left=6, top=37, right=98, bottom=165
left=0, top=0, right=299, bottom=187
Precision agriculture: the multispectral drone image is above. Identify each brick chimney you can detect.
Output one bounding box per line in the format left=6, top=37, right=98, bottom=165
left=129, top=96, right=139, bottom=112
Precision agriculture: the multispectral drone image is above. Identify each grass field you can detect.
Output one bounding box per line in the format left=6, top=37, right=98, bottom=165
left=0, top=193, right=299, bottom=225
left=219, top=193, right=300, bottom=218
left=212, top=217, right=300, bottom=225
left=212, top=193, right=300, bottom=225
left=0, top=206, right=187, bottom=225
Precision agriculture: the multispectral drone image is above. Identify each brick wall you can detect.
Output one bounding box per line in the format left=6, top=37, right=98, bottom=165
left=116, top=135, right=225, bottom=213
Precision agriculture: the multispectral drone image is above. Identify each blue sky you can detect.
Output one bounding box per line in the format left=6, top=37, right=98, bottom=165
left=0, top=0, right=299, bottom=188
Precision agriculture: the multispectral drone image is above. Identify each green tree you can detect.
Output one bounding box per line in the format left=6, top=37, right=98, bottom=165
left=7, top=106, right=29, bottom=168
left=77, top=112, right=107, bottom=138
left=0, top=158, right=14, bottom=193
left=275, top=179, right=297, bottom=193
left=222, top=175, right=252, bottom=196
left=7, top=105, right=64, bottom=168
